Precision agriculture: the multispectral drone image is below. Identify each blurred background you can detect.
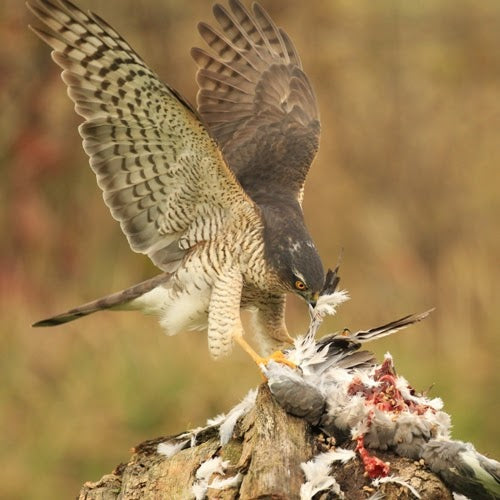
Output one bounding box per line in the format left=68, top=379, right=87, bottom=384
left=2, top=0, right=499, bottom=497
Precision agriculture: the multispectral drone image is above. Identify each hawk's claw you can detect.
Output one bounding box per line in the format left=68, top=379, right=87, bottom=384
left=234, top=336, right=297, bottom=377
left=256, top=351, right=297, bottom=382
left=258, top=350, right=297, bottom=370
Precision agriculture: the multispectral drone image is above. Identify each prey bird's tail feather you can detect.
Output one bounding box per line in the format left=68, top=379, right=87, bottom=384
left=33, top=273, right=171, bottom=327
left=314, top=308, right=435, bottom=364
left=351, top=308, right=435, bottom=342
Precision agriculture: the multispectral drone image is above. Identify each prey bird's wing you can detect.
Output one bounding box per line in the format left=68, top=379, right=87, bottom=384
left=309, top=310, right=433, bottom=375
left=28, top=0, right=260, bottom=272
left=315, top=310, right=433, bottom=358
left=347, top=309, right=434, bottom=342
left=192, top=0, right=320, bottom=205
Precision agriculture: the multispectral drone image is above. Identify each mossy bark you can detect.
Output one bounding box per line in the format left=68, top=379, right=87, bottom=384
left=78, top=385, right=452, bottom=500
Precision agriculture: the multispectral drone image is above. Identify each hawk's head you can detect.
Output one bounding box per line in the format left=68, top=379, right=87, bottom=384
left=284, top=237, right=324, bottom=307
left=262, top=201, right=324, bottom=306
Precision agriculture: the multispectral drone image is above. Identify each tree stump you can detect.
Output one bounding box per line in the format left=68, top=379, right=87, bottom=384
left=78, top=385, right=452, bottom=499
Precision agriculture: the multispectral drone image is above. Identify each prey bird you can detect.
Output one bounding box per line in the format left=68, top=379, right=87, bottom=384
left=154, top=280, right=499, bottom=499
left=29, top=0, right=324, bottom=363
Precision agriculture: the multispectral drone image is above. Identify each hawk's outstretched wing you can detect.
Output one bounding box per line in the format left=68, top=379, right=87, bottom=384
left=192, top=0, right=320, bottom=204
left=28, top=0, right=260, bottom=272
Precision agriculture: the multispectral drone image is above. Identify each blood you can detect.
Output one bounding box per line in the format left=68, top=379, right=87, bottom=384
left=348, top=356, right=430, bottom=415
left=355, top=436, right=390, bottom=478
left=347, top=356, right=436, bottom=477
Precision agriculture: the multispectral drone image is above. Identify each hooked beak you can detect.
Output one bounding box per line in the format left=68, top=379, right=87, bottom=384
left=308, top=291, right=320, bottom=309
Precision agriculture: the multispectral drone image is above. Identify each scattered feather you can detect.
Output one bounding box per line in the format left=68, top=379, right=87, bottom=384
left=209, top=472, right=243, bottom=491
left=156, top=438, right=189, bottom=458
left=219, top=389, right=257, bottom=445
left=177, top=426, right=205, bottom=448
left=327, top=448, right=357, bottom=464
left=300, top=449, right=353, bottom=499
left=373, top=475, right=422, bottom=499
left=206, top=413, right=226, bottom=427
left=192, top=457, right=229, bottom=500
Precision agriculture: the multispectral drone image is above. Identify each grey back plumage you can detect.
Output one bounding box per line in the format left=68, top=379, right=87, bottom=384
left=421, top=439, right=500, bottom=500
left=192, top=0, right=320, bottom=205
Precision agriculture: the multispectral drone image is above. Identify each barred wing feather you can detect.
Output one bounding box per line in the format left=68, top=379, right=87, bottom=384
left=28, top=0, right=259, bottom=272
left=192, top=0, right=320, bottom=204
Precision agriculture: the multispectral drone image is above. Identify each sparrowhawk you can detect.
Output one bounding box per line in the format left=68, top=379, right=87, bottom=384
left=29, top=0, right=324, bottom=361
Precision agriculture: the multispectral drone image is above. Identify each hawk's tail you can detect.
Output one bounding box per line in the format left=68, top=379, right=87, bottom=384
left=33, top=273, right=171, bottom=327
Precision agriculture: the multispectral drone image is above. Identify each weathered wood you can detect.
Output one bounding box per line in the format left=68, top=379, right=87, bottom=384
left=237, top=385, right=314, bottom=498
left=78, top=384, right=453, bottom=499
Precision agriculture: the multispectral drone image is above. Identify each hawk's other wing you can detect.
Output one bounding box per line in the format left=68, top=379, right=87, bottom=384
left=192, top=0, right=320, bottom=204
left=28, top=0, right=259, bottom=272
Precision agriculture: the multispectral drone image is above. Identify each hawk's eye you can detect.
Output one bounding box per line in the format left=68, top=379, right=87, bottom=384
left=294, top=279, right=307, bottom=291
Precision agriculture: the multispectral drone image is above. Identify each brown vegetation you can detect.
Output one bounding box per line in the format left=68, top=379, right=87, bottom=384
left=1, top=0, right=499, bottom=498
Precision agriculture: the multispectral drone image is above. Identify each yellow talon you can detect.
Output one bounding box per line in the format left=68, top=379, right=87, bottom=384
left=234, top=336, right=297, bottom=372
left=263, top=350, right=297, bottom=370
